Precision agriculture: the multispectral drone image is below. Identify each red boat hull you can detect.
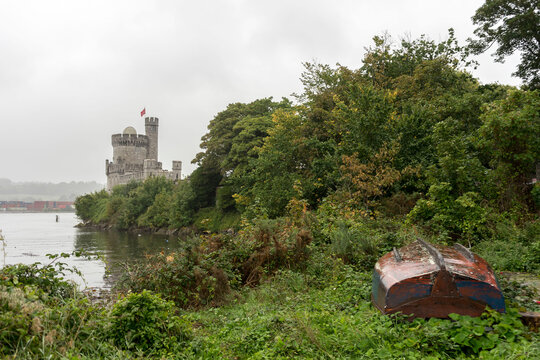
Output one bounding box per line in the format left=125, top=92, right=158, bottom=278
left=372, top=239, right=505, bottom=318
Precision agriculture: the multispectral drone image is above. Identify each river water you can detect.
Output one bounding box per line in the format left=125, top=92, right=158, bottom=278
left=0, top=212, right=183, bottom=289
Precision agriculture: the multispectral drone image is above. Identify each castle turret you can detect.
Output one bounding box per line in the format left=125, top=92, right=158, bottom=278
left=145, top=117, right=159, bottom=161
left=111, top=131, right=148, bottom=165
left=172, top=160, right=182, bottom=180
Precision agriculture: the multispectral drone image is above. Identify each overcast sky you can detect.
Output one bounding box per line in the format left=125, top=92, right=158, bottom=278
left=0, top=0, right=522, bottom=184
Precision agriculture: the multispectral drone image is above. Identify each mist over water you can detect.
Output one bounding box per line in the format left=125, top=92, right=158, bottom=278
left=0, top=213, right=183, bottom=288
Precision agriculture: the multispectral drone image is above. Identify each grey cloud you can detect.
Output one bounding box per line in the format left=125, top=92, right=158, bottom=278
left=0, top=0, right=522, bottom=183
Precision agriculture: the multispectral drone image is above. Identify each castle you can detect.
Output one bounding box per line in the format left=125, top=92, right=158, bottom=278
left=105, top=117, right=182, bottom=191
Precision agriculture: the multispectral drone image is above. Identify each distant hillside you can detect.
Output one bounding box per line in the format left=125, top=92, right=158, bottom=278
left=0, top=178, right=104, bottom=201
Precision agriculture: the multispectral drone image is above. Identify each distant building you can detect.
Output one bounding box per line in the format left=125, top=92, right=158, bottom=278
left=0, top=200, right=74, bottom=211
left=105, top=117, right=182, bottom=191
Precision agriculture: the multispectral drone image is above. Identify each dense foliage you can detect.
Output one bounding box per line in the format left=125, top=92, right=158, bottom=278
left=67, top=2, right=540, bottom=358
left=77, top=31, right=538, bottom=245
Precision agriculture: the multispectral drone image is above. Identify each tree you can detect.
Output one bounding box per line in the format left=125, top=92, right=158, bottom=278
left=362, top=29, right=472, bottom=89
left=169, top=180, right=196, bottom=227
left=469, top=0, right=540, bottom=89
left=340, top=141, right=407, bottom=209
left=188, top=165, right=222, bottom=210
left=239, top=109, right=304, bottom=217
left=477, top=89, right=540, bottom=210
left=193, top=98, right=290, bottom=171
left=192, top=98, right=291, bottom=212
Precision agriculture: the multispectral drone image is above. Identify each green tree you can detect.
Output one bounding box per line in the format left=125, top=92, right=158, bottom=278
left=192, top=98, right=291, bottom=211
left=362, top=30, right=472, bottom=89
left=138, top=191, right=172, bottom=229
left=188, top=164, right=222, bottom=210
left=193, top=98, right=290, bottom=171
left=74, top=189, right=109, bottom=222
left=240, top=109, right=304, bottom=217
left=477, top=89, right=540, bottom=210
left=115, top=177, right=174, bottom=229
left=469, top=0, right=540, bottom=88
left=169, top=180, right=197, bottom=228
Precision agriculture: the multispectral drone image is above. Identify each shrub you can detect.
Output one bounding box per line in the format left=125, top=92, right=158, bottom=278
left=137, top=191, right=172, bottom=229
left=329, top=223, right=378, bottom=269
left=114, top=235, right=238, bottom=308
left=237, top=218, right=313, bottom=286
left=108, top=290, right=191, bottom=354
left=193, top=207, right=240, bottom=232
left=169, top=180, right=197, bottom=228
left=408, top=182, right=489, bottom=244
left=473, top=219, right=540, bottom=273
left=0, top=259, right=106, bottom=359
left=74, top=190, right=110, bottom=222
left=0, top=257, right=77, bottom=301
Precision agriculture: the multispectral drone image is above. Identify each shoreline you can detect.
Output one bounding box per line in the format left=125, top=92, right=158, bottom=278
left=75, top=221, right=199, bottom=237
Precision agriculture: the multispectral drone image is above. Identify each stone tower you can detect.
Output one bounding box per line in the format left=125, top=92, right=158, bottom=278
left=106, top=115, right=181, bottom=191
left=145, top=117, right=159, bottom=161
left=172, top=160, right=182, bottom=181
left=111, top=126, right=148, bottom=166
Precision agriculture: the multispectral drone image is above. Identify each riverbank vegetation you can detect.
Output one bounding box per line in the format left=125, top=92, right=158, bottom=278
left=1, top=246, right=539, bottom=359
left=13, top=1, right=540, bottom=357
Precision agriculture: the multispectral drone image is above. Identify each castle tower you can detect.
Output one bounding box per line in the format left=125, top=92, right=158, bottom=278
left=145, top=117, right=159, bottom=161
left=172, top=160, right=182, bottom=180
left=111, top=126, right=148, bottom=165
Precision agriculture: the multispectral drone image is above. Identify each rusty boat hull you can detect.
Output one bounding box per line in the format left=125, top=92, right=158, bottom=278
left=372, top=239, right=505, bottom=318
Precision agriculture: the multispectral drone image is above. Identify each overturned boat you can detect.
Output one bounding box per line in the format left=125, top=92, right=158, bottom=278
left=372, top=239, right=505, bottom=318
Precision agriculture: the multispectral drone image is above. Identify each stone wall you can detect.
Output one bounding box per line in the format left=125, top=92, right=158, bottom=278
left=112, top=134, right=148, bottom=165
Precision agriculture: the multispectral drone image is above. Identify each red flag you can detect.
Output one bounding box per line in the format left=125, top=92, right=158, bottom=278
left=140, top=108, right=146, bottom=117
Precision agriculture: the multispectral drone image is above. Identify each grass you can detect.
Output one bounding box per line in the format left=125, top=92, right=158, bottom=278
left=2, top=212, right=540, bottom=359
left=186, top=268, right=540, bottom=359
left=1, top=254, right=539, bottom=359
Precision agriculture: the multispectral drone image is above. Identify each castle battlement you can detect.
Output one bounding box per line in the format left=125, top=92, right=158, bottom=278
left=111, top=133, right=149, bottom=147
left=145, top=117, right=159, bottom=125
left=143, top=159, right=162, bottom=170
left=172, top=161, right=182, bottom=171
left=106, top=115, right=182, bottom=191
left=107, top=162, right=144, bottom=175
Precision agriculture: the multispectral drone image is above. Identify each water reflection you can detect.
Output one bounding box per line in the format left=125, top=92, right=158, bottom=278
left=73, top=229, right=184, bottom=287
left=0, top=212, right=189, bottom=289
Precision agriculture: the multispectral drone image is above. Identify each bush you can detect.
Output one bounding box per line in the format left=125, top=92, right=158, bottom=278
left=329, top=223, right=378, bottom=269
left=109, top=290, right=191, bottom=354
left=137, top=191, right=172, bottom=229
left=194, top=207, right=241, bottom=232
left=0, top=258, right=77, bottom=301
left=236, top=218, right=313, bottom=286
left=0, top=258, right=107, bottom=359
left=169, top=180, right=197, bottom=228
left=408, top=183, right=489, bottom=244
left=114, top=235, right=238, bottom=307
left=473, top=219, right=540, bottom=273
left=74, top=190, right=110, bottom=222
